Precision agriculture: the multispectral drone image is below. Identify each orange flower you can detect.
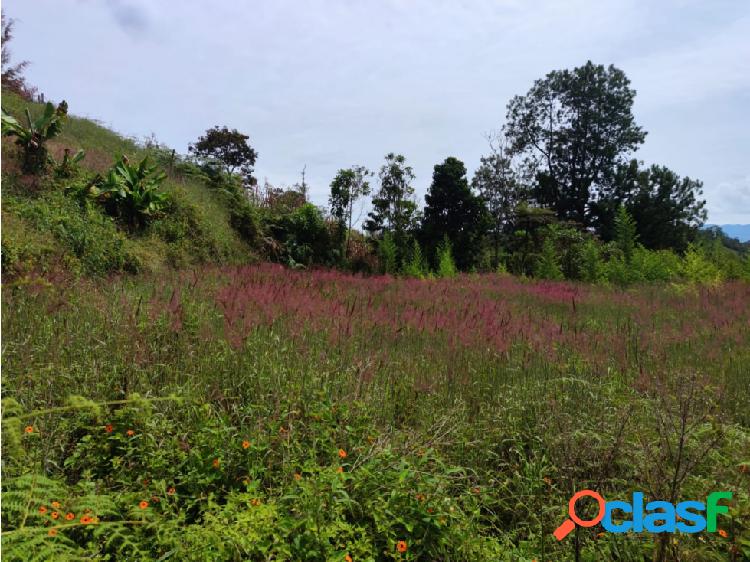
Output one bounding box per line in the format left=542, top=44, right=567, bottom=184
left=47, top=528, right=58, bottom=537
left=345, top=555, right=353, bottom=562
left=126, top=429, right=135, bottom=436
left=396, top=540, right=407, bottom=553
left=250, top=498, right=261, bottom=506
left=167, top=487, right=176, bottom=495
left=51, top=511, right=59, bottom=519
left=242, top=440, right=251, bottom=449
left=294, top=473, right=302, bottom=481
left=543, top=477, right=552, bottom=485
left=139, top=501, right=149, bottom=509
left=597, top=532, right=605, bottom=538
left=472, top=486, right=481, bottom=494
left=51, top=501, right=61, bottom=508
left=337, top=466, right=344, bottom=473
left=65, top=512, right=75, bottom=521
left=80, top=515, right=94, bottom=525
left=718, top=529, right=728, bottom=538
left=338, top=448, right=348, bottom=459
left=212, top=458, right=220, bottom=468
left=105, top=424, right=113, bottom=433
left=24, top=426, right=34, bottom=434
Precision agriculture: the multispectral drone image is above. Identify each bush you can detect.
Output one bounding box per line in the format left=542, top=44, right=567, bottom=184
left=436, top=236, right=457, bottom=278
left=681, top=243, right=723, bottom=284
left=533, top=238, right=563, bottom=280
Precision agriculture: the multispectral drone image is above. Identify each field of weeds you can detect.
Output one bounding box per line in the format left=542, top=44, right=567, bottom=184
left=2, top=267, right=749, bottom=560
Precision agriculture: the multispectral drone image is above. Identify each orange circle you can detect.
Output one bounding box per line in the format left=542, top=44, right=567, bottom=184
left=568, top=490, right=605, bottom=527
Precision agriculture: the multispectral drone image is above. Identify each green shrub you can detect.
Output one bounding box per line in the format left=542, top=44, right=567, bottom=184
left=5, top=192, right=137, bottom=275
left=533, top=238, right=563, bottom=280
left=682, top=243, right=723, bottom=284
left=436, top=236, right=457, bottom=278
left=378, top=232, right=398, bottom=275
left=630, top=247, right=681, bottom=282
left=403, top=239, right=426, bottom=278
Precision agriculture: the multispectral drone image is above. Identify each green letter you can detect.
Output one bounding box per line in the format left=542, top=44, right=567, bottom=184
left=706, top=492, right=732, bottom=532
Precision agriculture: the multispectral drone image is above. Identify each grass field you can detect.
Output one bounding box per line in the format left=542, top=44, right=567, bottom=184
left=2, top=265, right=749, bottom=560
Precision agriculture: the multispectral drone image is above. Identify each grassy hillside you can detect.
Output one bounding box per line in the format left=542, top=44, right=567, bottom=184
left=1, top=90, right=255, bottom=276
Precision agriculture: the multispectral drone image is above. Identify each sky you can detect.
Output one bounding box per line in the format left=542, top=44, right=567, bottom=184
left=4, top=0, right=750, bottom=224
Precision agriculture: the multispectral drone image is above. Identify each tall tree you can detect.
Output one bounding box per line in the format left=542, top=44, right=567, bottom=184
left=1, top=15, right=35, bottom=99
left=329, top=165, right=372, bottom=258
left=592, top=160, right=707, bottom=252
left=421, top=157, right=488, bottom=271
left=189, top=126, right=258, bottom=183
left=472, top=138, right=526, bottom=268
left=504, top=61, right=646, bottom=226
left=364, top=153, right=419, bottom=265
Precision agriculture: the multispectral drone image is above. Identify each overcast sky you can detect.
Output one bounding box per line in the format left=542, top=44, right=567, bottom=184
left=4, top=0, right=749, bottom=223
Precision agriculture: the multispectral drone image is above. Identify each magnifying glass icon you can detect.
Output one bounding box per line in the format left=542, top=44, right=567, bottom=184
left=553, top=489, right=606, bottom=540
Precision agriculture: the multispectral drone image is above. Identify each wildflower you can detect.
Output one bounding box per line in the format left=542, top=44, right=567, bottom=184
left=24, top=426, right=34, bottom=434
left=51, top=501, right=61, bottom=508
left=151, top=495, right=161, bottom=503
left=718, top=529, right=728, bottom=538
left=338, top=448, right=347, bottom=459
left=427, top=508, right=433, bottom=514
left=472, top=486, right=481, bottom=494
left=80, top=515, right=94, bottom=525
left=65, top=512, right=75, bottom=521
left=415, top=493, right=426, bottom=502
left=597, top=532, right=605, bottom=538
left=48, top=528, right=57, bottom=537
left=139, top=501, right=149, bottom=509
left=337, top=466, right=344, bottom=473
left=294, top=473, right=302, bottom=481
left=396, top=540, right=407, bottom=553
left=167, top=487, right=176, bottom=495
left=126, top=429, right=135, bottom=436
left=212, top=458, right=220, bottom=468
left=39, top=506, right=48, bottom=514
left=105, top=424, right=113, bottom=433
left=345, top=555, right=353, bottom=562
left=543, top=477, right=552, bottom=485
left=242, top=440, right=251, bottom=449
left=250, top=498, right=261, bottom=506
left=51, top=511, right=59, bottom=519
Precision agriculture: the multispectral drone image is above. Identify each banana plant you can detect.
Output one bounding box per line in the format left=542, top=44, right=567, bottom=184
left=96, top=155, right=169, bottom=230
left=1, top=100, right=68, bottom=174
left=54, top=147, right=86, bottom=178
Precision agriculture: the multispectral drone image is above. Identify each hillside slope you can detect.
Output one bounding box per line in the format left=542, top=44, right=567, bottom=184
left=1, top=90, right=256, bottom=276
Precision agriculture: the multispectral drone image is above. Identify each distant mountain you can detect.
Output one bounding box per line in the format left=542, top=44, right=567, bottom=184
left=708, top=224, right=750, bottom=242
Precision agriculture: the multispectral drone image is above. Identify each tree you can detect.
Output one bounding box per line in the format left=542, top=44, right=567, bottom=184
left=592, top=160, right=707, bottom=252
left=329, top=165, right=372, bottom=258
left=2, top=100, right=67, bottom=173
left=189, top=126, right=258, bottom=183
left=421, top=157, right=487, bottom=271
left=613, top=205, right=638, bottom=262
left=1, top=15, right=36, bottom=99
left=504, top=61, right=646, bottom=226
left=472, top=138, right=526, bottom=268
left=364, top=153, right=419, bottom=266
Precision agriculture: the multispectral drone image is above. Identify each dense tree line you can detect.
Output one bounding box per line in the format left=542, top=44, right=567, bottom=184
left=185, top=60, right=744, bottom=281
